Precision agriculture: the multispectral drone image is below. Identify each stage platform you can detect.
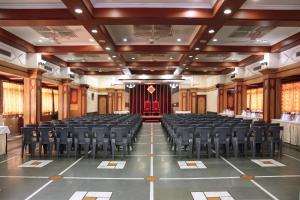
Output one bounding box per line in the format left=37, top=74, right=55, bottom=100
left=142, top=115, right=162, bottom=122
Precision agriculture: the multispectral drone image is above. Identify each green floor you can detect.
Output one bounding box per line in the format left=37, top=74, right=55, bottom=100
left=0, top=123, right=299, bottom=200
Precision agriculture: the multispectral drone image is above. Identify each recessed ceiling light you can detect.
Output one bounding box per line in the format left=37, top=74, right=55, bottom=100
left=91, top=29, right=98, bottom=33
left=74, top=8, right=83, bottom=14
left=177, top=38, right=182, bottom=42
left=212, top=38, right=218, bottom=42
left=112, top=55, right=117, bottom=58
left=186, top=67, right=189, bottom=69
left=38, top=39, right=43, bottom=43
left=89, top=38, right=95, bottom=42
left=224, top=9, right=232, bottom=15
left=123, top=38, right=128, bottom=42
left=169, top=57, right=174, bottom=60
left=195, top=57, right=199, bottom=60
left=195, top=47, right=200, bottom=51
left=189, top=55, right=193, bottom=58
left=183, top=64, right=187, bottom=66
left=105, top=47, right=111, bottom=51
left=131, top=57, right=136, bottom=60
left=107, top=57, right=111, bottom=60
left=208, top=29, right=215, bottom=34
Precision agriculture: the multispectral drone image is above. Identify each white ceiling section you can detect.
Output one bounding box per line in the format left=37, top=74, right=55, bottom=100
left=55, top=54, right=112, bottom=62
left=123, top=53, right=182, bottom=62
left=91, top=0, right=217, bottom=8
left=2, top=26, right=98, bottom=46
left=106, top=25, right=200, bottom=45
left=195, top=53, right=250, bottom=62
left=0, top=0, right=66, bottom=9
left=241, top=0, right=300, bottom=10
left=209, top=26, right=300, bottom=46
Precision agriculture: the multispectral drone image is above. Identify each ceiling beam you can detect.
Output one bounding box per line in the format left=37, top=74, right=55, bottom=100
left=37, top=45, right=105, bottom=54
left=0, top=28, right=35, bottom=53
left=126, top=61, right=179, bottom=67
left=190, top=62, right=238, bottom=68
left=271, top=32, right=300, bottom=53
left=83, top=71, right=124, bottom=75
left=238, top=55, right=264, bottom=67
left=68, top=62, right=117, bottom=68
left=228, top=9, right=300, bottom=27
left=116, top=45, right=190, bottom=53
left=42, top=55, right=68, bottom=67
left=0, top=9, right=79, bottom=26
left=130, top=69, right=175, bottom=75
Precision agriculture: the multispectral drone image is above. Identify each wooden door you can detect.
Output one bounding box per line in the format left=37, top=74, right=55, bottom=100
left=98, top=95, right=108, bottom=114
left=197, top=95, right=206, bottom=114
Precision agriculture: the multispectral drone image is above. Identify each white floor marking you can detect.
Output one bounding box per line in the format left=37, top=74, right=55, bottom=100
left=283, top=153, right=300, bottom=162
left=150, top=123, right=154, bottom=200
left=251, top=159, right=286, bottom=167
left=25, top=153, right=87, bottom=200
left=19, top=160, right=53, bottom=168
left=178, top=161, right=207, bottom=169
left=64, top=177, right=144, bottom=180
left=0, top=156, right=16, bottom=164
left=97, top=161, right=126, bottom=169
left=219, top=155, right=279, bottom=200
left=255, top=175, right=300, bottom=178
left=0, top=176, right=48, bottom=179
left=160, top=177, right=240, bottom=180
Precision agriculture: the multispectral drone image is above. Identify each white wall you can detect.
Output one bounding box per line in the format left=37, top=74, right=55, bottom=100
left=87, top=90, right=98, bottom=113
left=206, top=89, right=218, bottom=112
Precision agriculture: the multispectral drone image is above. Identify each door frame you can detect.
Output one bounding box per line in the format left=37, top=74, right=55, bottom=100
left=98, top=95, right=108, bottom=114
left=196, top=95, right=207, bottom=114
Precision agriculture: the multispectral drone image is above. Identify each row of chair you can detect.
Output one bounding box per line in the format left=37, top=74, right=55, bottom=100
left=162, top=114, right=283, bottom=158
left=21, top=114, right=143, bottom=159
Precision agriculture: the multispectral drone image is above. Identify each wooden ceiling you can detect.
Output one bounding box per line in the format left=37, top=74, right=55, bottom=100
left=0, top=0, right=299, bottom=76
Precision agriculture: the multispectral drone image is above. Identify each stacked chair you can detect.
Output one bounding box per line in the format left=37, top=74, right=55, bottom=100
left=162, top=114, right=284, bottom=159
left=21, top=114, right=143, bottom=159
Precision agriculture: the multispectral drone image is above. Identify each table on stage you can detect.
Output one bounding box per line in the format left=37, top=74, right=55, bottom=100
left=0, top=126, right=10, bottom=155
left=272, top=119, right=300, bottom=147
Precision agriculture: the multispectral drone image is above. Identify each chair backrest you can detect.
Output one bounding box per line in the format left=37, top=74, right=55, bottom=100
left=175, top=127, right=194, bottom=143
left=38, top=127, right=53, bottom=143
left=214, top=127, right=230, bottom=143
left=194, top=127, right=212, bottom=142
left=26, top=124, right=37, bottom=130
left=55, top=127, right=69, bottom=143
left=74, top=127, right=89, bottom=143
left=111, top=126, right=129, bottom=143
left=144, top=101, right=151, bottom=109
left=267, top=126, right=282, bottom=142
left=153, top=100, right=160, bottom=109
left=21, top=127, right=35, bottom=143
left=232, top=126, right=249, bottom=142
left=251, top=125, right=265, bottom=142
left=92, top=126, right=110, bottom=142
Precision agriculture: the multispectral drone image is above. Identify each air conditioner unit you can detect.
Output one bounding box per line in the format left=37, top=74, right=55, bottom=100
left=0, top=48, right=12, bottom=59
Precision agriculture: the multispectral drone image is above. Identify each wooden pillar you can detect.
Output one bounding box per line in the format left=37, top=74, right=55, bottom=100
left=107, top=89, right=114, bottom=114
left=190, top=90, right=197, bottom=114
left=216, top=84, right=224, bottom=113
left=116, top=90, right=125, bottom=111
left=233, top=78, right=245, bottom=115
left=58, top=78, right=72, bottom=120
left=23, top=69, right=45, bottom=125
left=260, top=69, right=281, bottom=122
left=0, top=80, right=3, bottom=114
left=79, top=84, right=89, bottom=116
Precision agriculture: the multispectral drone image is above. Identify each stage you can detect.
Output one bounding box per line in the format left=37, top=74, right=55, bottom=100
left=142, top=115, right=162, bottom=122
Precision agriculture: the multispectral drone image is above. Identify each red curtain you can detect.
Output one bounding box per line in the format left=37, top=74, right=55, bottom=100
left=129, top=84, right=171, bottom=114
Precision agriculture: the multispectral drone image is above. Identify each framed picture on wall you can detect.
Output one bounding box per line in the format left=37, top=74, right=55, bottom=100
left=70, top=89, right=78, bottom=104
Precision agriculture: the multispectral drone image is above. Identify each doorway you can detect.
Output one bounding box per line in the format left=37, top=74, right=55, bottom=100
left=197, top=95, right=207, bottom=114
left=98, top=95, right=108, bottom=114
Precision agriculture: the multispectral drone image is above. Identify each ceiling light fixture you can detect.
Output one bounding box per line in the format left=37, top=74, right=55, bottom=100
left=169, top=57, right=174, bottom=60
left=195, top=47, right=200, bottom=51
left=74, top=8, right=83, bottom=14
left=195, top=57, right=199, bottom=60
left=212, top=38, right=218, bottom=42
left=208, top=29, right=215, bottom=34
left=89, top=38, right=95, bottom=42
left=105, top=47, right=111, bottom=51
left=131, top=57, right=136, bottom=60
left=223, top=9, right=232, bottom=15
left=123, top=38, right=128, bottom=42
left=177, top=38, right=182, bottom=42
left=112, top=55, right=117, bottom=58
left=91, top=29, right=98, bottom=33
left=38, top=39, right=43, bottom=43
left=189, top=55, right=193, bottom=58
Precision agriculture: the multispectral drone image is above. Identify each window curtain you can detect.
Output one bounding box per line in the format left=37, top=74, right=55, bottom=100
left=3, top=82, right=24, bottom=115
left=246, top=88, right=263, bottom=112
left=42, top=88, right=58, bottom=114
left=53, top=89, right=58, bottom=112
left=281, top=82, right=300, bottom=113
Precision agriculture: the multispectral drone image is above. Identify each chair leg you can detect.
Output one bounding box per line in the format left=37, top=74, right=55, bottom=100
left=122, top=143, right=127, bottom=157
left=57, top=143, right=60, bottom=157
left=177, top=140, right=182, bottom=156
left=111, top=144, right=115, bottom=159
left=244, top=141, right=247, bottom=157
left=196, top=142, right=201, bottom=159
left=233, top=140, right=238, bottom=158
left=21, top=142, right=25, bottom=158
left=39, top=143, right=42, bottom=157
left=31, top=143, right=36, bottom=158
left=103, top=142, right=108, bottom=158
left=74, top=143, right=77, bottom=159
left=48, top=143, right=53, bottom=158
left=92, top=143, right=96, bottom=159
left=85, top=143, right=89, bottom=157
left=270, top=142, right=274, bottom=157
left=207, top=143, right=211, bottom=158
left=226, top=142, right=229, bottom=158
left=188, top=141, right=193, bottom=158
left=251, top=142, right=255, bottom=158
left=215, top=140, right=219, bottom=158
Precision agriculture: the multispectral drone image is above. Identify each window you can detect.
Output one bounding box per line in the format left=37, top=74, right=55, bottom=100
left=246, top=88, right=263, bottom=112
left=281, top=82, right=300, bottom=113
left=3, top=82, right=23, bottom=115
left=42, top=88, right=58, bottom=114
